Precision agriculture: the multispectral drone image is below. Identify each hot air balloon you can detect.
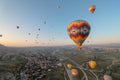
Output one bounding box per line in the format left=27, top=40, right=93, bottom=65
left=88, top=60, right=96, bottom=69
left=57, top=5, right=60, bottom=9
left=71, top=69, right=78, bottom=76
left=89, top=5, right=96, bottom=13
left=38, top=28, right=40, bottom=31
left=28, top=33, right=31, bottom=35
left=25, top=40, right=28, bottom=42
left=17, top=26, right=19, bottom=29
left=67, top=64, right=72, bottom=69
left=44, top=21, right=46, bottom=24
left=67, top=20, right=90, bottom=50
left=36, top=34, right=39, bottom=36
left=103, top=74, right=112, bottom=80
left=0, top=34, right=2, bottom=37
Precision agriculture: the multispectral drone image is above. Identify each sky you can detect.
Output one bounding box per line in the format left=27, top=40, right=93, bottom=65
left=0, top=0, right=120, bottom=47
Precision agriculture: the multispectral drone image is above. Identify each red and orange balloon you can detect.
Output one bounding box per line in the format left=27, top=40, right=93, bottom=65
left=88, top=60, right=96, bottom=69
left=71, top=69, right=78, bottom=76
left=67, top=20, right=90, bottom=50
left=89, top=5, right=96, bottom=13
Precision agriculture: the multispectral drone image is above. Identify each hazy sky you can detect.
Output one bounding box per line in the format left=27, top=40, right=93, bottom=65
left=0, top=0, right=120, bottom=47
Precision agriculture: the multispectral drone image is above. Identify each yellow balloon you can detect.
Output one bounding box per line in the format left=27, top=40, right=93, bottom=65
left=88, top=60, right=96, bottom=69
left=67, top=64, right=72, bottom=69
left=71, top=69, right=78, bottom=76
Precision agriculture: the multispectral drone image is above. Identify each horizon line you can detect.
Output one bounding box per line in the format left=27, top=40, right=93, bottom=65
left=1, top=42, right=120, bottom=48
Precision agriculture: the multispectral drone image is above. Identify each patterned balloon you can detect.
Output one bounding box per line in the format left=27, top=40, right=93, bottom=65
left=67, top=20, right=90, bottom=50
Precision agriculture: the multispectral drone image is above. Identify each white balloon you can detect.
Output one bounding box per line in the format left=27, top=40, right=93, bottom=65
left=103, top=75, right=112, bottom=80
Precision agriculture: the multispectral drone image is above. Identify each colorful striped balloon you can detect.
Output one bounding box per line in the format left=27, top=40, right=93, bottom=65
left=67, top=20, right=90, bottom=50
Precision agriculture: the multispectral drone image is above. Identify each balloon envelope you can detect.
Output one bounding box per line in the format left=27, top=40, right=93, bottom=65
left=67, top=20, right=90, bottom=50
left=17, top=26, right=19, bottom=29
left=103, top=75, right=112, bottom=80
left=71, top=69, right=78, bottom=76
left=28, top=33, right=31, bottom=35
left=67, top=64, right=72, bottom=69
left=89, top=5, right=96, bottom=13
left=0, top=34, right=2, bottom=37
left=57, top=5, right=60, bottom=9
left=44, top=21, right=46, bottom=24
left=88, top=60, right=96, bottom=69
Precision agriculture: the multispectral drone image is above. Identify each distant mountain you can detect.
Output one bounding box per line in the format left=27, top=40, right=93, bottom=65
left=87, top=43, right=120, bottom=48
left=0, top=44, right=7, bottom=55
left=0, top=44, right=6, bottom=48
left=56, top=43, right=120, bottom=49
left=109, top=43, right=120, bottom=47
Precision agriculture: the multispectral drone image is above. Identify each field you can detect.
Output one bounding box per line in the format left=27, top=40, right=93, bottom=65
left=0, top=44, right=120, bottom=80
